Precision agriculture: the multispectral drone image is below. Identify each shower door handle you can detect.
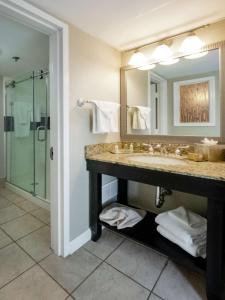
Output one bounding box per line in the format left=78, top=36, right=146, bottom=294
left=37, top=126, right=46, bottom=141
left=50, top=147, right=53, bottom=160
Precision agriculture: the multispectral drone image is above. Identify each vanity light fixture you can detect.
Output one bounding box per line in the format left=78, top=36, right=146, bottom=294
left=128, top=50, right=148, bottom=66
left=184, top=51, right=208, bottom=59
left=180, top=33, right=204, bottom=54
left=153, top=44, right=172, bottom=61
left=159, top=58, right=180, bottom=65
left=138, top=63, right=156, bottom=70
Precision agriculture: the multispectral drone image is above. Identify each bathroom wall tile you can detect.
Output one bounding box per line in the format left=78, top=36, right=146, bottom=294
left=106, top=239, right=167, bottom=290
left=0, top=243, right=35, bottom=288
left=84, top=229, right=124, bottom=260
left=153, top=261, right=207, bottom=300
left=31, top=208, right=50, bottom=225
left=16, top=200, right=40, bottom=212
left=0, top=228, right=13, bottom=248
left=17, top=226, right=52, bottom=261
left=0, top=204, right=25, bottom=224
left=0, top=196, right=12, bottom=209
left=73, top=262, right=150, bottom=300
left=0, top=265, right=68, bottom=300
left=1, top=214, right=44, bottom=240
left=40, top=248, right=101, bottom=293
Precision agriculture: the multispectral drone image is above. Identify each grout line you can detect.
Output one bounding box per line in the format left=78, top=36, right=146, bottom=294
left=0, top=210, right=27, bottom=226
left=0, top=264, right=37, bottom=291
left=150, top=259, right=169, bottom=295
left=70, top=261, right=104, bottom=296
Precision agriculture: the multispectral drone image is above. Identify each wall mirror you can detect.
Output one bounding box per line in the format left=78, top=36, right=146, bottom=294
left=121, top=43, right=225, bottom=142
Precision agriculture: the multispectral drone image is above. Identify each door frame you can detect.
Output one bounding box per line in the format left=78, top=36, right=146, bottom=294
left=0, top=0, right=70, bottom=256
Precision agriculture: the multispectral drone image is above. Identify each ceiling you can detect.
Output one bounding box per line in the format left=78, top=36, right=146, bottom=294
left=0, top=14, right=49, bottom=77
left=26, top=0, right=225, bottom=50
left=154, top=49, right=219, bottom=79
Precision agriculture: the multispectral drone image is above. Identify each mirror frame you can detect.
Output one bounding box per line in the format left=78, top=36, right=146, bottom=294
left=120, top=41, right=225, bottom=143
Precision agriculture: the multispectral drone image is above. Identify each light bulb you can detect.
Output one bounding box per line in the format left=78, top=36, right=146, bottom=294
left=138, top=64, right=156, bottom=70
left=128, top=51, right=147, bottom=66
left=180, top=33, right=204, bottom=54
left=185, top=51, right=208, bottom=60
left=159, top=58, right=180, bottom=65
left=153, top=44, right=172, bottom=61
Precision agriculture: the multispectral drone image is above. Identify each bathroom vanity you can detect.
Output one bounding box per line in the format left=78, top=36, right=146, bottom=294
left=86, top=149, right=225, bottom=300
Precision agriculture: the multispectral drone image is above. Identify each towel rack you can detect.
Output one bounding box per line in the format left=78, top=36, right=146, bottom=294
left=77, top=98, right=92, bottom=107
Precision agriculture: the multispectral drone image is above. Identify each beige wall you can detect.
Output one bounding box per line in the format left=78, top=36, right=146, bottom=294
left=0, top=77, right=4, bottom=179
left=69, top=25, right=121, bottom=240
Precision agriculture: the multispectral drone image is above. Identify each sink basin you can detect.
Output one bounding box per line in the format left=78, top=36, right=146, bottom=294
left=127, top=155, right=187, bottom=166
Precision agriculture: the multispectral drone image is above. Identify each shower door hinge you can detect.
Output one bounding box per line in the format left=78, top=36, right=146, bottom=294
left=50, top=147, right=53, bottom=160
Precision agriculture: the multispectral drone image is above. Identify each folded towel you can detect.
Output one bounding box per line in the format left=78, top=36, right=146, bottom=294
left=91, top=100, right=120, bottom=134
left=168, top=206, right=206, bottom=229
left=99, top=203, right=146, bottom=229
left=132, top=106, right=150, bottom=130
left=155, top=210, right=207, bottom=246
left=157, top=225, right=206, bottom=258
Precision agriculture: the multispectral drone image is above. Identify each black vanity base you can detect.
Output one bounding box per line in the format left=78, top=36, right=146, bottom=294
left=87, top=159, right=225, bottom=300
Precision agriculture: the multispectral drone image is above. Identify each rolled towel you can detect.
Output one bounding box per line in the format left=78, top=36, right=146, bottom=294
left=157, top=225, right=206, bottom=259
left=168, top=206, right=206, bottom=229
left=155, top=211, right=207, bottom=246
left=99, top=203, right=146, bottom=229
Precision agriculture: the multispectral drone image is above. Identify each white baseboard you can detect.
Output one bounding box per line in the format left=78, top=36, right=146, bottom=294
left=68, top=180, right=118, bottom=256
left=68, top=229, right=91, bottom=256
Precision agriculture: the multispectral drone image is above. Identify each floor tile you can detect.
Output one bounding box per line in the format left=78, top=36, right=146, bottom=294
left=1, top=214, right=44, bottom=240
left=17, top=226, right=52, bottom=261
left=149, top=293, right=163, bottom=300
left=73, top=262, right=150, bottom=300
left=0, top=243, right=35, bottom=288
left=31, top=208, right=50, bottom=225
left=40, top=248, right=101, bottom=293
left=0, top=205, right=25, bottom=224
left=0, top=196, right=12, bottom=210
left=106, top=239, right=167, bottom=290
left=4, top=193, right=26, bottom=204
left=16, top=200, right=40, bottom=212
left=0, top=188, right=13, bottom=197
left=0, top=228, right=13, bottom=249
left=153, top=261, right=207, bottom=300
left=84, top=229, right=124, bottom=260
left=0, top=265, right=68, bottom=300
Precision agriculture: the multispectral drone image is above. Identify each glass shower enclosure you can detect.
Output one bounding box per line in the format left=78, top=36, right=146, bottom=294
left=5, top=70, right=50, bottom=201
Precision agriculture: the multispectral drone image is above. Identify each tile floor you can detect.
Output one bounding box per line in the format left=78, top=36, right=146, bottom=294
left=0, top=187, right=207, bottom=300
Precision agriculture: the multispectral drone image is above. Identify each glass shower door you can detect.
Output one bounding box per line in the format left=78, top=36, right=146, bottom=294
left=5, top=71, right=49, bottom=201
left=6, top=74, right=35, bottom=193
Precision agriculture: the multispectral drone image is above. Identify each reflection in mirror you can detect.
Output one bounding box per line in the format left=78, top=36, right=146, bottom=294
left=126, top=48, right=219, bottom=137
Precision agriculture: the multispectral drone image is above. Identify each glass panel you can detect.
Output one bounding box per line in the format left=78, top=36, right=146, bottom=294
left=33, top=72, right=49, bottom=200
left=5, top=73, right=35, bottom=193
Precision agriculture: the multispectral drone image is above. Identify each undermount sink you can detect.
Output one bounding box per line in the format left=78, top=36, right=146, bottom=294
left=127, top=155, right=187, bottom=166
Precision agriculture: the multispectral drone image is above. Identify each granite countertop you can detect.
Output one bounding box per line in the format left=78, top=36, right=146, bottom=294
left=86, top=151, right=225, bottom=182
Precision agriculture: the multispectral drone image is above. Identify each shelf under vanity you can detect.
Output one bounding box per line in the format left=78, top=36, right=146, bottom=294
left=86, top=147, right=225, bottom=300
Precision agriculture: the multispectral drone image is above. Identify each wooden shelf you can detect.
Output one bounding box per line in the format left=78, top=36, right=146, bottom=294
left=101, top=211, right=206, bottom=274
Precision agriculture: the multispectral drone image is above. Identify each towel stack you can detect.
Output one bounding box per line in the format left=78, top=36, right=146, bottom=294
left=155, top=206, right=207, bottom=258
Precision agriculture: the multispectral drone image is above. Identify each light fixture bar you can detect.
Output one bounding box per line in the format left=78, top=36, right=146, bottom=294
left=124, top=23, right=213, bottom=53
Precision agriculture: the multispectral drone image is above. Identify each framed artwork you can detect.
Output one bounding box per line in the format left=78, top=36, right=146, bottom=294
left=173, top=76, right=216, bottom=126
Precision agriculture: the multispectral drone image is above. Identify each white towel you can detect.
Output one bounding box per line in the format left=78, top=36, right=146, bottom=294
left=155, top=210, right=207, bottom=246
left=99, top=203, right=146, bottom=229
left=14, top=101, right=32, bottom=138
left=157, top=225, right=206, bottom=258
left=168, top=206, right=206, bottom=229
left=91, top=100, right=120, bottom=134
left=132, top=106, right=150, bottom=130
